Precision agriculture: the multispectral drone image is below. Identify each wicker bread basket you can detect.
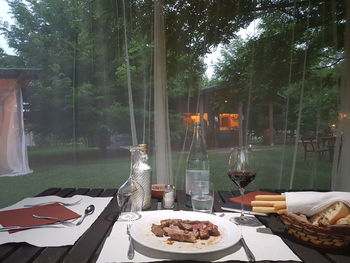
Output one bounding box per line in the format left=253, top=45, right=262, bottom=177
left=280, top=212, right=350, bottom=249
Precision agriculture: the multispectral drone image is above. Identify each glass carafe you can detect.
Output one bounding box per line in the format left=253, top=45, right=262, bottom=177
left=117, top=146, right=145, bottom=221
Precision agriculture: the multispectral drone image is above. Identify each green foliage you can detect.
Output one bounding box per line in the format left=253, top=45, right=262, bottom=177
left=0, top=49, right=24, bottom=67
left=211, top=0, right=345, bottom=137
left=282, top=67, right=340, bottom=134
left=0, top=0, right=345, bottom=148
left=1, top=0, right=153, bottom=148
left=167, top=54, right=206, bottom=98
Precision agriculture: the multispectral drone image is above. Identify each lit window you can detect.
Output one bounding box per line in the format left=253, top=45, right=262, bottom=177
left=219, top=113, right=239, bottom=131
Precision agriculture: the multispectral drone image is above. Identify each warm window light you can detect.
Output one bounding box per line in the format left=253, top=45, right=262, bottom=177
left=224, top=100, right=228, bottom=103
left=203, top=113, right=208, bottom=122
left=219, top=113, right=239, bottom=131
left=191, top=115, right=200, bottom=123
left=339, top=113, right=350, bottom=120
left=183, top=113, right=208, bottom=125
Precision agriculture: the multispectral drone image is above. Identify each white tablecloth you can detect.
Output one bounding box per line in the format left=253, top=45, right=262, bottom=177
left=96, top=211, right=301, bottom=262
left=0, top=195, right=112, bottom=247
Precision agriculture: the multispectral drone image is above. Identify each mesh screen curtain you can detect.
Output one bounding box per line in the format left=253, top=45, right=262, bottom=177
left=331, top=1, right=350, bottom=191
left=0, top=0, right=349, bottom=197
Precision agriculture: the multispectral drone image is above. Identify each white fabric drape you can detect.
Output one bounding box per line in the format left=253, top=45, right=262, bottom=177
left=153, top=0, right=173, bottom=185
left=122, top=0, right=138, bottom=146
left=331, top=1, right=350, bottom=191
left=0, top=79, right=32, bottom=177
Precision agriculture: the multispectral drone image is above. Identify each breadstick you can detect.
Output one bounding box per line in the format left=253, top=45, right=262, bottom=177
left=274, top=202, right=287, bottom=210
left=277, top=209, right=287, bottom=215
left=252, top=207, right=276, bottom=213
left=251, top=200, right=285, bottom=207
left=255, top=195, right=285, bottom=201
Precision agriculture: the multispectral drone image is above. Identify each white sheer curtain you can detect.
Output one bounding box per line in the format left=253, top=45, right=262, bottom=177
left=0, top=79, right=32, bottom=177
left=331, top=1, right=350, bottom=191
left=153, top=0, right=173, bottom=185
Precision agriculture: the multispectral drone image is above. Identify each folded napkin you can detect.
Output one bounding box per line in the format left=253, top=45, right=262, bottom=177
left=284, top=191, right=350, bottom=217
left=0, top=195, right=112, bottom=247
left=0, top=203, right=80, bottom=233
left=229, top=190, right=278, bottom=206
left=96, top=211, right=300, bottom=262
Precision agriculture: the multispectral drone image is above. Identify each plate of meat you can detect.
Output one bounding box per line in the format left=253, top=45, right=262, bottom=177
left=130, top=210, right=241, bottom=254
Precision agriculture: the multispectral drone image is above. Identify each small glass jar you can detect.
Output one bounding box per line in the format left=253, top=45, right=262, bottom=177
left=162, top=185, right=175, bottom=209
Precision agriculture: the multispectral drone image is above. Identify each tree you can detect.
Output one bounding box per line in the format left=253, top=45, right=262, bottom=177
left=1, top=0, right=156, bottom=148
left=212, top=0, right=345, bottom=144
left=1, top=0, right=345, bottom=149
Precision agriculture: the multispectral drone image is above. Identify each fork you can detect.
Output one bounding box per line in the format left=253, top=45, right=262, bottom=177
left=24, top=198, right=82, bottom=207
left=32, top=214, right=76, bottom=226
left=126, top=223, right=135, bottom=260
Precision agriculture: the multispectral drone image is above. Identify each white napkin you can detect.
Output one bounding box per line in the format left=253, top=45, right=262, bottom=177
left=284, top=191, right=350, bottom=217
left=0, top=195, right=112, bottom=247
left=96, top=211, right=300, bottom=262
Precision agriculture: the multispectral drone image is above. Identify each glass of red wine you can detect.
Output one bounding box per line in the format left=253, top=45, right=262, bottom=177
left=228, top=146, right=256, bottom=225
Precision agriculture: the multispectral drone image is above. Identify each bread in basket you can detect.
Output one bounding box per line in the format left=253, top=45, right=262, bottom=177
left=280, top=201, right=350, bottom=249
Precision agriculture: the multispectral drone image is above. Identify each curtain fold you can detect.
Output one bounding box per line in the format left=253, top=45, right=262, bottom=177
left=0, top=79, right=32, bottom=177
left=331, top=1, right=350, bottom=191
left=153, top=0, right=173, bottom=185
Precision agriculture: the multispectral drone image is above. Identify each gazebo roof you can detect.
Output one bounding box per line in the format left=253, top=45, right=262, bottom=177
left=0, top=68, right=41, bottom=80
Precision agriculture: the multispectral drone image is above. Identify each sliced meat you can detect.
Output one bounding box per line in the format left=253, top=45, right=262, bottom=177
left=179, top=222, right=193, bottom=231
left=160, top=219, right=171, bottom=227
left=207, top=222, right=220, bottom=236
left=163, top=225, right=181, bottom=236
left=160, top=219, right=182, bottom=227
left=166, top=227, right=197, bottom=243
left=151, top=219, right=220, bottom=243
left=151, top=224, right=165, bottom=237
left=192, top=228, right=200, bottom=239
left=199, top=229, right=210, bottom=239
left=182, top=220, right=201, bottom=224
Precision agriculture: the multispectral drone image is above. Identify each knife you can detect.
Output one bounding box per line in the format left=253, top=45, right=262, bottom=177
left=0, top=223, right=64, bottom=232
left=220, top=206, right=268, bottom=216
left=240, top=235, right=256, bottom=262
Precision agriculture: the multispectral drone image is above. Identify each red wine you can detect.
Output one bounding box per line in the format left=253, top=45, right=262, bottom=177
left=228, top=171, right=256, bottom=188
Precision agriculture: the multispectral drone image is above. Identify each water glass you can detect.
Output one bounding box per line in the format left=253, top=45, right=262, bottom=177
left=191, top=181, right=214, bottom=213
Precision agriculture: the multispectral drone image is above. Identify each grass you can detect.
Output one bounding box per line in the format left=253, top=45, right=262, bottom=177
left=0, top=144, right=332, bottom=208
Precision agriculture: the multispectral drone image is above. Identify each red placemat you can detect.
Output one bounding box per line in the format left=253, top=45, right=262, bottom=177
left=0, top=203, right=81, bottom=233
left=229, top=190, right=278, bottom=206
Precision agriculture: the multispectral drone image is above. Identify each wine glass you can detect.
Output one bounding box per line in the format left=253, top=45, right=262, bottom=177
left=227, top=146, right=256, bottom=225
left=117, top=178, right=144, bottom=221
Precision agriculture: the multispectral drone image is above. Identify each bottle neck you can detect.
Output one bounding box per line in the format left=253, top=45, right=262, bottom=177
left=192, top=123, right=206, bottom=150
left=187, top=123, right=208, bottom=165
left=139, top=150, right=148, bottom=162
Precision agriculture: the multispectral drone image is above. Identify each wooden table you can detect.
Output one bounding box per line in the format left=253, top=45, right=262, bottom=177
left=0, top=188, right=349, bottom=263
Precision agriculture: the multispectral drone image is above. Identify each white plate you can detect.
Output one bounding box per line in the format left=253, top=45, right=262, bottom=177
left=130, top=210, right=241, bottom=254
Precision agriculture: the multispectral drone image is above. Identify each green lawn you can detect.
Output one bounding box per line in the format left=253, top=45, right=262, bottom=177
left=0, top=144, right=332, bottom=208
